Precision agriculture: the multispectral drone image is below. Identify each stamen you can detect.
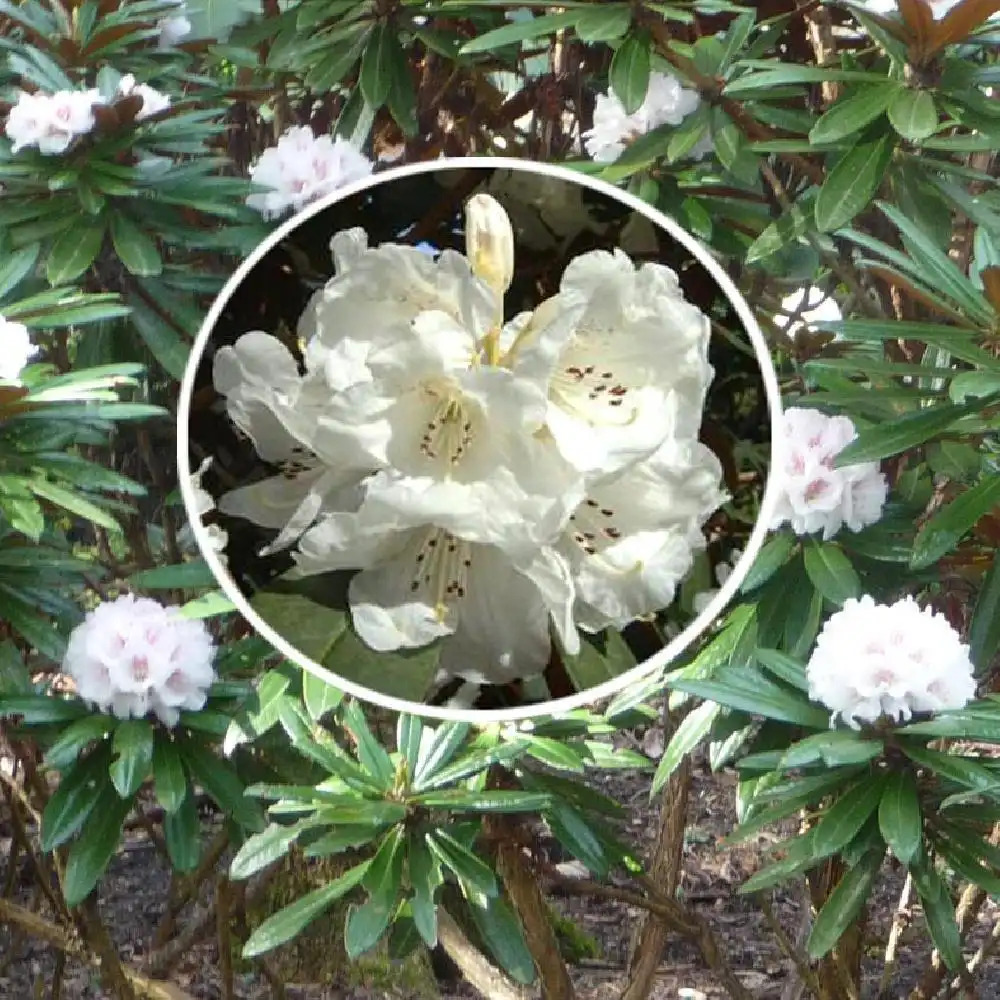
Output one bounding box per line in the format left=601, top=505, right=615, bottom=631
left=409, top=529, right=474, bottom=621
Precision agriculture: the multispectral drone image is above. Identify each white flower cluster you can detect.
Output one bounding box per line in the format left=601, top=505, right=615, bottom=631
left=0, top=316, right=38, bottom=383
left=808, top=595, right=976, bottom=727
left=770, top=407, right=887, bottom=541
left=5, top=76, right=171, bottom=155
left=212, top=194, right=725, bottom=685
left=246, top=126, right=374, bottom=220
left=64, top=594, right=217, bottom=727
left=583, top=71, right=714, bottom=165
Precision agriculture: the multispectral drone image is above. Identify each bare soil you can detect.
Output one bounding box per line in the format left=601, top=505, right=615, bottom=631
left=3, top=752, right=1000, bottom=1000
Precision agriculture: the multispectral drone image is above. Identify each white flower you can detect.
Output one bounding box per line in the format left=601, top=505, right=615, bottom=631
left=5, top=88, right=99, bottom=155
left=508, top=249, right=714, bottom=477
left=291, top=508, right=579, bottom=684
left=0, top=316, right=39, bottom=382
left=776, top=287, right=842, bottom=339
left=64, top=594, right=217, bottom=728
left=808, top=595, right=976, bottom=728
left=189, top=458, right=228, bottom=560
left=561, top=437, right=726, bottom=631
left=217, top=196, right=722, bottom=686
left=116, top=74, right=171, bottom=120
left=770, top=408, right=888, bottom=541
left=246, top=126, right=373, bottom=220
left=583, top=71, right=703, bottom=164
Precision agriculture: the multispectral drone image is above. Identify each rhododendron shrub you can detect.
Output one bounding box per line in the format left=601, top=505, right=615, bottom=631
left=0, top=1, right=998, bottom=999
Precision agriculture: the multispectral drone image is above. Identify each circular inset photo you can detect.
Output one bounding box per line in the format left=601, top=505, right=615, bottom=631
left=178, top=158, right=782, bottom=720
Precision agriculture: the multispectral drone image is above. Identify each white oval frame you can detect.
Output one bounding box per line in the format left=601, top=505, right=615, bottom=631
left=177, top=155, right=787, bottom=723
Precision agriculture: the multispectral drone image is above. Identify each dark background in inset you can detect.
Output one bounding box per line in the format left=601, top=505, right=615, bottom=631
left=187, top=165, right=769, bottom=697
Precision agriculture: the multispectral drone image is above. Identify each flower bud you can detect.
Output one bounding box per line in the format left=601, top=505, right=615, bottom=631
left=465, top=193, right=515, bottom=296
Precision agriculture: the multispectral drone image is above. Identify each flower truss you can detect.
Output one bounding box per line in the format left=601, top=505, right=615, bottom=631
left=212, top=194, right=726, bottom=685
left=246, top=125, right=374, bottom=220
left=583, top=70, right=714, bottom=165
left=0, top=315, right=39, bottom=383
left=64, top=594, right=217, bottom=727
left=770, top=407, right=887, bottom=541
left=4, top=75, right=171, bottom=155
left=808, top=595, right=976, bottom=728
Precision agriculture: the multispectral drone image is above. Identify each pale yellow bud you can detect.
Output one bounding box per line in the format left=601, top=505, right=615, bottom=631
left=464, top=193, right=514, bottom=296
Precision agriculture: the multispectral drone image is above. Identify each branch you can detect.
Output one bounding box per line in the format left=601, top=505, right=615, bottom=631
left=877, top=873, right=912, bottom=999
left=436, top=906, right=531, bottom=1000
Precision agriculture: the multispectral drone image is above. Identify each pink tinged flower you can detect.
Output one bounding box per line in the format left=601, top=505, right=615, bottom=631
left=63, top=594, right=217, bottom=728
left=5, top=88, right=98, bottom=155
left=769, top=407, right=887, bottom=541
left=246, top=126, right=373, bottom=220
left=807, top=595, right=977, bottom=729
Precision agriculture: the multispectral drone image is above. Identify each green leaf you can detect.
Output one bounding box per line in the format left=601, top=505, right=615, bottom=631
left=970, top=559, right=1000, bottom=675
left=910, top=474, right=1000, bottom=570
left=163, top=790, right=202, bottom=872
left=879, top=770, right=922, bottom=864
left=806, top=848, right=883, bottom=959
left=651, top=700, right=719, bottom=795
left=815, top=130, right=894, bottom=233
left=231, top=821, right=309, bottom=880
left=911, top=854, right=962, bottom=971
left=834, top=401, right=975, bottom=466
left=559, top=627, right=636, bottom=692
left=803, top=540, right=861, bottom=606
left=43, top=715, right=114, bottom=771
left=178, top=734, right=265, bottom=832
left=412, top=721, right=471, bottom=790
left=738, top=830, right=826, bottom=894
left=739, top=534, right=797, bottom=593
left=574, top=6, right=630, bottom=43
left=359, top=22, right=398, bottom=108
left=609, top=32, right=651, bottom=115
left=41, top=748, right=113, bottom=852
left=0, top=695, right=87, bottom=726
left=152, top=738, right=187, bottom=814
left=109, top=213, right=162, bottom=277
left=250, top=576, right=350, bottom=664
left=754, top=649, right=809, bottom=693
left=408, top=832, right=443, bottom=948
left=127, top=299, right=189, bottom=382
left=521, top=735, right=587, bottom=772
left=127, top=560, right=217, bottom=590
left=396, top=714, right=423, bottom=773
left=458, top=11, right=578, bottom=54
left=109, top=719, right=154, bottom=798
left=546, top=801, right=608, bottom=877
left=724, top=66, right=891, bottom=96
left=427, top=830, right=497, bottom=898
left=811, top=776, right=887, bottom=857
left=670, top=667, right=830, bottom=729
left=0, top=244, right=41, bottom=300
left=345, top=828, right=405, bottom=958
left=0, top=641, right=32, bottom=696
left=413, top=790, right=551, bottom=813
left=45, top=221, right=105, bottom=285
left=28, top=479, right=121, bottom=533
left=809, top=83, right=901, bottom=145
left=342, top=699, right=395, bottom=788
left=303, top=668, right=343, bottom=721
left=466, top=896, right=536, bottom=985
left=243, top=861, right=370, bottom=957
left=780, top=731, right=883, bottom=770
left=63, top=783, right=132, bottom=906
left=888, top=88, right=939, bottom=141
left=900, top=744, right=1000, bottom=796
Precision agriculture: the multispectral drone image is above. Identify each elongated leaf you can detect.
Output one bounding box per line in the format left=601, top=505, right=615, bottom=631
left=43, top=715, right=114, bottom=771
left=110, top=213, right=162, bottom=276
left=41, top=747, right=113, bottom=851
left=152, top=738, right=187, bottom=814
left=163, top=790, right=201, bottom=872
left=427, top=830, right=497, bottom=898
left=811, top=776, right=886, bottom=857
left=888, top=88, right=939, bottom=140
left=809, top=82, right=901, bottom=145
left=230, top=820, right=310, bottom=880
left=466, top=895, right=536, bottom=985
left=110, top=719, right=154, bottom=798
left=970, top=559, right=1000, bottom=675
left=610, top=32, right=651, bottom=115
left=651, top=700, right=719, bottom=795
left=911, top=854, right=962, bottom=971
left=408, top=832, right=443, bottom=947
left=63, top=783, right=133, bottom=906
left=242, top=861, right=370, bottom=957
left=458, top=11, right=578, bottom=54
left=910, top=474, right=1000, bottom=569
left=879, top=770, right=922, bottom=863
left=46, top=222, right=105, bottom=285
left=815, top=130, right=894, bottom=233
left=359, top=22, right=398, bottom=108
left=303, top=668, right=343, bottom=721
left=803, top=540, right=861, bottom=606
left=574, top=6, right=630, bottom=43
left=342, top=699, right=394, bottom=788
left=413, top=721, right=471, bottom=789
left=806, top=848, right=883, bottom=959
left=29, top=479, right=121, bottom=533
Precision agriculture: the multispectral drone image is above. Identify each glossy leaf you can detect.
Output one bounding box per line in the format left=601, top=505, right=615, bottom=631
left=609, top=32, right=651, bottom=115
left=879, top=770, right=922, bottom=863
